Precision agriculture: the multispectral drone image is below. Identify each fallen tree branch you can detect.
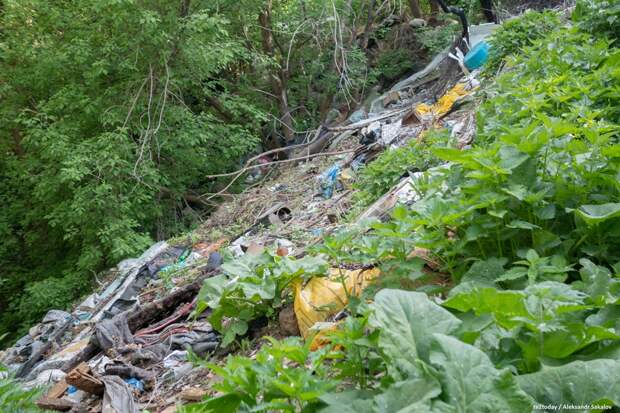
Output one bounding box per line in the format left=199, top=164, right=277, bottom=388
left=199, top=147, right=360, bottom=203
left=204, top=147, right=359, bottom=180
left=326, top=107, right=408, bottom=132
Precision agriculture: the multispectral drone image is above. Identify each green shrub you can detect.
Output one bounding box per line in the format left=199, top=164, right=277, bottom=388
left=374, top=48, right=415, bottom=81
left=417, top=22, right=461, bottom=55
left=573, top=0, right=620, bottom=44
left=350, top=129, right=449, bottom=214
left=486, top=10, right=561, bottom=73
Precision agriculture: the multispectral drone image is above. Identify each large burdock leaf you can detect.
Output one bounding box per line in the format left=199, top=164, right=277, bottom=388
left=320, top=374, right=442, bottom=413
left=374, top=375, right=442, bottom=413
left=370, top=289, right=461, bottom=379
left=429, top=334, right=533, bottom=412
left=517, top=359, right=620, bottom=411
left=575, top=203, right=620, bottom=225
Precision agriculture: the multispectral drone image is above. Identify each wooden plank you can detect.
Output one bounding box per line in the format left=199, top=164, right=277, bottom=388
left=36, top=397, right=75, bottom=412
left=66, top=362, right=104, bottom=396
left=180, top=388, right=207, bottom=402
left=46, top=378, right=69, bottom=399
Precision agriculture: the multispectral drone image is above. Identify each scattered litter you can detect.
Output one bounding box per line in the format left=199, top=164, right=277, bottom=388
left=382, top=90, right=400, bottom=107
left=95, top=315, right=133, bottom=351
left=415, top=83, right=471, bottom=120
left=319, top=165, right=342, bottom=199
left=379, top=119, right=402, bottom=146
left=180, top=387, right=207, bottom=402
left=163, top=350, right=188, bottom=368
left=124, top=377, right=144, bottom=392
left=357, top=174, right=422, bottom=222
left=2, top=31, right=487, bottom=412
left=101, top=375, right=139, bottom=413
left=66, top=387, right=86, bottom=403
left=348, top=109, right=366, bottom=123
left=255, top=203, right=292, bottom=227
left=359, top=121, right=381, bottom=145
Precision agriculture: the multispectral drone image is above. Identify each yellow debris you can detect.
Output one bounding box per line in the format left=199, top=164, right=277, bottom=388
left=415, top=83, right=469, bottom=119
left=293, top=267, right=381, bottom=338
left=308, top=322, right=341, bottom=351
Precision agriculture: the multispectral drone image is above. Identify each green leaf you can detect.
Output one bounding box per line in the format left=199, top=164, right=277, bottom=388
left=575, top=203, right=620, bottom=225
left=222, top=319, right=248, bottom=347
left=517, top=359, right=620, bottom=411
left=370, top=289, right=461, bottom=379
left=498, top=146, right=530, bottom=171
left=319, top=391, right=374, bottom=413
left=451, top=258, right=507, bottom=294
left=429, top=334, right=534, bottom=412
left=444, top=288, right=527, bottom=328
left=507, top=220, right=540, bottom=230
left=180, top=393, right=243, bottom=413
left=574, top=259, right=620, bottom=305
left=375, top=376, right=442, bottom=413
left=320, top=375, right=442, bottom=413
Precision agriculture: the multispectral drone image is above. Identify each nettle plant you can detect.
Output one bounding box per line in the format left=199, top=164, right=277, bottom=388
left=195, top=251, right=328, bottom=346
left=393, top=27, right=620, bottom=279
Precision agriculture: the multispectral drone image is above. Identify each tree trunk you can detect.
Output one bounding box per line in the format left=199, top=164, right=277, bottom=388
left=259, top=0, right=295, bottom=143
left=480, top=0, right=497, bottom=23
left=429, top=0, right=440, bottom=26
left=360, top=0, right=377, bottom=50
left=11, top=128, right=25, bottom=158
left=408, top=0, right=423, bottom=18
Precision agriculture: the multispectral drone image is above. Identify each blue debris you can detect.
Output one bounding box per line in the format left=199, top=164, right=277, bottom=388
left=124, top=377, right=144, bottom=392
left=320, top=165, right=341, bottom=199
left=67, top=385, right=78, bottom=395
left=464, top=40, right=490, bottom=70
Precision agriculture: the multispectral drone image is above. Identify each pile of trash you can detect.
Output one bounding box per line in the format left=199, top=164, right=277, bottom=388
left=0, top=241, right=223, bottom=412
left=0, top=23, right=497, bottom=413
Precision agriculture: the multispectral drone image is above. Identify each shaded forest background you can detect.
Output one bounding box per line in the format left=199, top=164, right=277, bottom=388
left=0, top=0, right=517, bottom=345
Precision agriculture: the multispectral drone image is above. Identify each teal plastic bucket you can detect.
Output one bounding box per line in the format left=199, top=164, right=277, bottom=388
left=464, top=41, right=490, bottom=70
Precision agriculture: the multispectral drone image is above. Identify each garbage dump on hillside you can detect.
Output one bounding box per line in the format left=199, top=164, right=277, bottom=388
left=0, top=23, right=497, bottom=412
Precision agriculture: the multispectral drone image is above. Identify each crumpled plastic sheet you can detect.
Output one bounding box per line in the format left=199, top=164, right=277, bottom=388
left=95, top=314, right=133, bottom=351
left=101, top=375, right=138, bottom=413
left=126, top=345, right=168, bottom=367
left=415, top=83, right=470, bottom=119
left=294, top=267, right=381, bottom=338
left=320, top=165, right=342, bottom=199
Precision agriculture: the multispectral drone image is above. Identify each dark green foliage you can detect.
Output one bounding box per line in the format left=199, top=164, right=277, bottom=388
left=0, top=1, right=265, bottom=344
left=416, top=22, right=461, bottom=55
left=485, top=10, right=561, bottom=72
left=374, top=48, right=415, bottom=81
left=574, top=0, right=620, bottom=44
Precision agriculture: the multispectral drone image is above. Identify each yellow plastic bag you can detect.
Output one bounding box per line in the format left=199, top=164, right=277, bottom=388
left=293, top=267, right=380, bottom=338
left=415, top=83, right=469, bottom=119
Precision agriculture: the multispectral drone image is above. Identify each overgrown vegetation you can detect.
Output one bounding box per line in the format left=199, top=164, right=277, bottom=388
left=186, top=3, right=620, bottom=411
left=349, top=128, right=448, bottom=215
left=0, top=0, right=466, bottom=345
left=485, top=9, right=560, bottom=72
